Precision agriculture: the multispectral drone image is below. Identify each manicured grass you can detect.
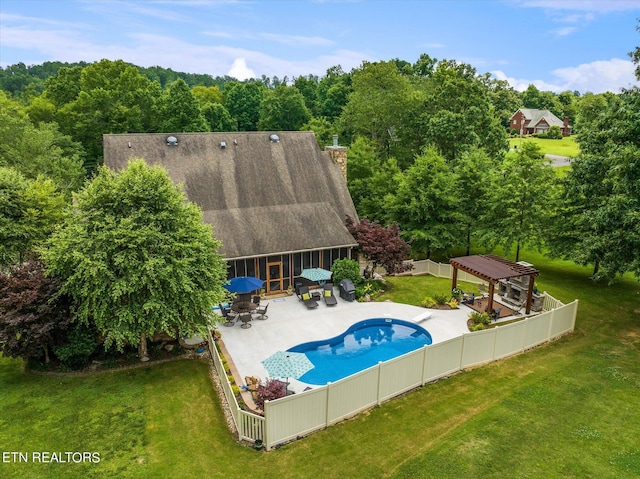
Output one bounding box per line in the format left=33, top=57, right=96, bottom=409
left=509, top=136, right=580, bottom=158
left=2, top=250, right=639, bottom=478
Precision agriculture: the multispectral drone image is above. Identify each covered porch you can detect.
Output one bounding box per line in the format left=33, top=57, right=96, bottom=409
left=450, top=255, right=540, bottom=315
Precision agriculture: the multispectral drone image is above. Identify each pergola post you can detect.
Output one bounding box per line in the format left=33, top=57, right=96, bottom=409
left=451, top=266, right=458, bottom=291
left=487, top=282, right=495, bottom=314
left=525, top=274, right=534, bottom=314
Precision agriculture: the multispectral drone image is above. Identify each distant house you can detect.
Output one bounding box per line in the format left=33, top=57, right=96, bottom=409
left=103, top=131, right=359, bottom=295
left=510, top=108, right=571, bottom=137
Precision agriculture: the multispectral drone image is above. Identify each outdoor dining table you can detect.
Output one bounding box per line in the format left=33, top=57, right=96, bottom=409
left=231, top=301, right=257, bottom=314
left=231, top=301, right=257, bottom=328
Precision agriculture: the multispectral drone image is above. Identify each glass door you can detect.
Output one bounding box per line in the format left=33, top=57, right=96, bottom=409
left=267, top=262, right=283, bottom=294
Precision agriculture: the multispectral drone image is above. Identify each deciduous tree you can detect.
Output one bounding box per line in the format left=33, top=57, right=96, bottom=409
left=0, top=259, right=71, bottom=363
left=480, top=141, right=559, bottom=261
left=0, top=168, right=66, bottom=266
left=345, top=216, right=412, bottom=275
left=258, top=85, right=311, bottom=131
left=41, top=159, right=228, bottom=358
left=387, top=147, right=463, bottom=257
left=159, top=79, right=208, bottom=132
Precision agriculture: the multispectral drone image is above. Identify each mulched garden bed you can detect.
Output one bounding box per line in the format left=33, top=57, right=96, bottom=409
left=25, top=339, right=203, bottom=376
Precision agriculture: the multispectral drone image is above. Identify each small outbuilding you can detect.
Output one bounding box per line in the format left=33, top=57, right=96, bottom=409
left=450, top=255, right=540, bottom=314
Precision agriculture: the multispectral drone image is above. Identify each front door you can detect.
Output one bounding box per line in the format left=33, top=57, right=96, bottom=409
left=267, top=262, right=283, bottom=294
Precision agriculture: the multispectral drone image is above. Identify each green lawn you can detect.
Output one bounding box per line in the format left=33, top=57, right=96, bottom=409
left=509, top=135, right=580, bottom=158
left=1, top=250, right=639, bottom=478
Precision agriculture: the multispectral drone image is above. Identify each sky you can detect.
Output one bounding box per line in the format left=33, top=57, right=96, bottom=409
left=1, top=0, right=640, bottom=94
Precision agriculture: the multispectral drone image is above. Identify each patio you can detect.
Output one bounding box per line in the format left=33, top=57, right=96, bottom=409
left=215, top=288, right=514, bottom=396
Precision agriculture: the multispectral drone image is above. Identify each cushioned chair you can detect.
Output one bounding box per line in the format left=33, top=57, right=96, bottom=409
left=323, top=283, right=338, bottom=306
left=298, top=285, right=319, bottom=309
left=252, top=295, right=261, bottom=306
left=253, top=303, right=269, bottom=320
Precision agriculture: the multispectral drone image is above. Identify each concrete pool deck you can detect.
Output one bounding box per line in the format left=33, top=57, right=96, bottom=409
left=216, top=290, right=474, bottom=394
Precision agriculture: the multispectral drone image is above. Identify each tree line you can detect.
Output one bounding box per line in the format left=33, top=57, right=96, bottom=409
left=1, top=41, right=639, bottom=367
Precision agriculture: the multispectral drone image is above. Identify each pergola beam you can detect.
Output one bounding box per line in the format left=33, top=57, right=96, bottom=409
left=450, top=255, right=539, bottom=315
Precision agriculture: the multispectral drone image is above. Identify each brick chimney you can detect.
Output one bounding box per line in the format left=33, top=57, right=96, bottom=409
left=325, top=134, right=347, bottom=181
left=563, top=117, right=569, bottom=136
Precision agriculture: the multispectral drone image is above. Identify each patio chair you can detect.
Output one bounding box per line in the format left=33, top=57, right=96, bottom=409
left=239, top=312, right=252, bottom=328
left=220, top=304, right=237, bottom=326
left=323, top=283, right=338, bottom=306
left=252, top=295, right=261, bottom=306
left=253, top=303, right=269, bottom=320
left=298, top=285, right=319, bottom=309
left=491, top=307, right=502, bottom=321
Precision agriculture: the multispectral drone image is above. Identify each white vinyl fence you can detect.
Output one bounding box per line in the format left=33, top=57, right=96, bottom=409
left=208, top=297, right=578, bottom=451
left=371, top=258, right=485, bottom=285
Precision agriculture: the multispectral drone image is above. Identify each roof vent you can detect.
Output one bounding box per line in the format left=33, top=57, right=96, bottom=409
left=127, top=142, right=132, bottom=148
left=269, top=134, right=280, bottom=143
left=166, top=136, right=178, bottom=146
left=220, top=141, right=226, bottom=149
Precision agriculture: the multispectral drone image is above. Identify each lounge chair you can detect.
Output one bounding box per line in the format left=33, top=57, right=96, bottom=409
left=323, top=283, right=338, bottom=306
left=299, top=285, right=319, bottom=309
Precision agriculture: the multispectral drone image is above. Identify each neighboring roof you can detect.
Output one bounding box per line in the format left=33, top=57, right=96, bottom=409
left=512, top=108, right=567, bottom=129
left=450, top=254, right=539, bottom=283
left=103, top=131, right=359, bottom=259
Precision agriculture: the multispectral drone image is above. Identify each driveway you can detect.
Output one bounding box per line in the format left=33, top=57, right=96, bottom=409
left=546, top=153, right=572, bottom=167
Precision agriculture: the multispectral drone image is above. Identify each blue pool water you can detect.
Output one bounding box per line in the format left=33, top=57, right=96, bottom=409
left=288, top=318, right=432, bottom=385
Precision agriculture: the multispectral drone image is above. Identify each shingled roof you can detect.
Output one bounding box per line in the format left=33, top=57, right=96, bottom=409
left=103, top=131, right=358, bottom=260
left=517, top=108, right=566, bottom=129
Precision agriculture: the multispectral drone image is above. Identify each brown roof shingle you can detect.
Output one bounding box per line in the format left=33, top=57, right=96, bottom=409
left=103, top=131, right=358, bottom=259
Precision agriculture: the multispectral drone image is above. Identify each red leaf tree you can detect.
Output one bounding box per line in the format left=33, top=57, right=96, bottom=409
left=0, top=259, right=71, bottom=363
left=346, top=216, right=413, bottom=276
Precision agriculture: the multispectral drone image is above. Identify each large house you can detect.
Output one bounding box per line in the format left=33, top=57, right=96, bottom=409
left=103, top=131, right=359, bottom=295
left=510, top=108, right=571, bottom=137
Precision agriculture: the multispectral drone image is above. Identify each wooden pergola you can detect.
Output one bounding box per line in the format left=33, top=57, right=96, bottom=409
left=450, top=255, right=540, bottom=314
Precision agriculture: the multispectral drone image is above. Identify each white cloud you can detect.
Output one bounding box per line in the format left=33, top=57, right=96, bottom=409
left=550, top=26, right=577, bottom=37
left=227, top=58, right=254, bottom=80
left=516, top=0, right=640, bottom=13
left=493, top=58, right=639, bottom=93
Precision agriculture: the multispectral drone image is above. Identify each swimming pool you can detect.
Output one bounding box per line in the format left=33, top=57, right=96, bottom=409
left=287, top=318, right=432, bottom=385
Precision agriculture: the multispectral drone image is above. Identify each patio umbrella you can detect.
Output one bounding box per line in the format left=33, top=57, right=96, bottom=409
left=299, top=268, right=333, bottom=283
left=261, top=351, right=314, bottom=381
left=224, top=276, right=264, bottom=294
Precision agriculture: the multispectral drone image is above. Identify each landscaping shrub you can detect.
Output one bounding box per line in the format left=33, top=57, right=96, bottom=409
left=447, top=298, right=460, bottom=309
left=52, top=322, right=98, bottom=370
left=420, top=296, right=437, bottom=308
left=254, top=378, right=287, bottom=410
left=468, top=311, right=491, bottom=327
left=331, top=258, right=362, bottom=286
left=548, top=125, right=562, bottom=139
left=433, top=293, right=449, bottom=305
